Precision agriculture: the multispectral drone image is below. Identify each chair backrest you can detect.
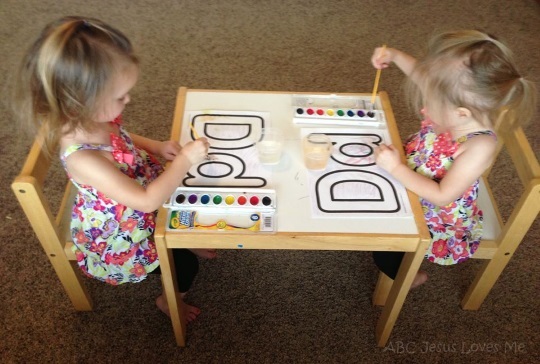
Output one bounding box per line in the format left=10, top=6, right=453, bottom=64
left=462, top=111, right=539, bottom=309
left=474, top=111, right=540, bottom=258
left=11, top=131, right=92, bottom=310
left=374, top=111, right=539, bottom=311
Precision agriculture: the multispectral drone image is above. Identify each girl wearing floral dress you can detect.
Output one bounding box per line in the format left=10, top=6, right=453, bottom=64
left=14, top=16, right=210, bottom=321
left=371, top=30, right=536, bottom=288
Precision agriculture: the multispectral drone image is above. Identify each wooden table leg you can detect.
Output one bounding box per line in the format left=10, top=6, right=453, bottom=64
left=375, top=239, right=429, bottom=347
left=154, top=217, right=187, bottom=347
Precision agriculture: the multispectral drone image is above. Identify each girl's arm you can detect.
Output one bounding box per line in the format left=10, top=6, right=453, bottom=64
left=130, top=133, right=162, bottom=154
left=130, top=133, right=181, bottom=161
left=372, top=47, right=417, bottom=77
left=65, top=139, right=208, bottom=212
left=375, top=136, right=496, bottom=206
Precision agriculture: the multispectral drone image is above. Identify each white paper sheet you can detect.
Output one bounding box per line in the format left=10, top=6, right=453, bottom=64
left=179, top=111, right=273, bottom=188
left=301, top=128, right=413, bottom=218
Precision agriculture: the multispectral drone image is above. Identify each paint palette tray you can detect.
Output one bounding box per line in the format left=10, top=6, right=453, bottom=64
left=292, top=94, right=385, bottom=127
left=163, top=187, right=277, bottom=233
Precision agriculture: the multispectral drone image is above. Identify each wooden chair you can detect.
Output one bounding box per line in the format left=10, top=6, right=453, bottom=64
left=373, top=110, right=540, bottom=310
left=12, top=133, right=93, bottom=311
left=11, top=131, right=182, bottom=320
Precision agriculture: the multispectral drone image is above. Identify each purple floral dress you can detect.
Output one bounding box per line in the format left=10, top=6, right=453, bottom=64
left=61, top=116, right=163, bottom=284
left=405, top=118, right=496, bottom=265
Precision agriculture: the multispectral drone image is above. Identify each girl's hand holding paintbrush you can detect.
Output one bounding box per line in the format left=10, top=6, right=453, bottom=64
left=371, top=46, right=418, bottom=77
left=189, top=124, right=215, bottom=161
left=179, top=137, right=210, bottom=164
left=371, top=45, right=392, bottom=69
left=141, top=136, right=209, bottom=164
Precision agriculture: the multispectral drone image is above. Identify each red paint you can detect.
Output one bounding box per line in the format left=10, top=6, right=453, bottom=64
left=250, top=196, right=259, bottom=205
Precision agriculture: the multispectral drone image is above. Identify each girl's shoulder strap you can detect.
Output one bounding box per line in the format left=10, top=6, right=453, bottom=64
left=456, top=130, right=497, bottom=144
left=60, top=115, right=130, bottom=164
left=61, top=143, right=114, bottom=162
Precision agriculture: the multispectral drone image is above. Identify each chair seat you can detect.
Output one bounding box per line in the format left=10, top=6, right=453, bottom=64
left=59, top=182, right=77, bottom=261
left=474, top=177, right=503, bottom=259
left=477, top=178, right=502, bottom=241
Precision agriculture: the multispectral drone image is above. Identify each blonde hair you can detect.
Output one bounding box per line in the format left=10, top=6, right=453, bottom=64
left=12, top=16, right=138, bottom=155
left=407, top=30, right=536, bottom=131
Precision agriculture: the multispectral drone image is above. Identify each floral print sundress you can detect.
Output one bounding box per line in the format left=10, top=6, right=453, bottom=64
left=61, top=116, right=163, bottom=285
left=405, top=118, right=496, bottom=265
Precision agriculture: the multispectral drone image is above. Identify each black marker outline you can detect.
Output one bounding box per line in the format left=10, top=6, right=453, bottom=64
left=183, top=152, right=267, bottom=188
left=331, top=179, right=383, bottom=202
left=192, top=114, right=265, bottom=150
left=315, top=169, right=401, bottom=213
left=322, top=132, right=383, bottom=167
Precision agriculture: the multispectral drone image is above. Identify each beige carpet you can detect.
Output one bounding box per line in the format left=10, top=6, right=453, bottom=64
left=1, top=1, right=539, bottom=363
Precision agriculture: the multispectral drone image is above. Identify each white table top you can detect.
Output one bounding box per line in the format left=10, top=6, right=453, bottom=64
left=178, top=90, right=418, bottom=235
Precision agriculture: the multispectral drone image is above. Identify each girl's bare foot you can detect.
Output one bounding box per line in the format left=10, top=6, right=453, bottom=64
left=155, top=295, right=201, bottom=322
left=410, top=271, right=428, bottom=289
left=155, top=295, right=170, bottom=316
left=189, top=248, right=217, bottom=259
left=183, top=302, right=201, bottom=322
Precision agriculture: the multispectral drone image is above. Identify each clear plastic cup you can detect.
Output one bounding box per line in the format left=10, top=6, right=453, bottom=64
left=303, top=133, right=332, bottom=170
left=256, top=128, right=284, bottom=165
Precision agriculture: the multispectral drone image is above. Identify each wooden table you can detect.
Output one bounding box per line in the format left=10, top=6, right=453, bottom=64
left=154, top=87, right=430, bottom=347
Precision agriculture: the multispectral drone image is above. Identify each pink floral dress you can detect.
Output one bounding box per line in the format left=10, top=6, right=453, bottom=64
left=405, top=119, right=496, bottom=265
left=61, top=116, right=163, bottom=284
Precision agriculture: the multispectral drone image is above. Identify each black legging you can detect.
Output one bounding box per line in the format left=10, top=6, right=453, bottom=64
left=151, top=249, right=199, bottom=293
left=372, top=251, right=405, bottom=280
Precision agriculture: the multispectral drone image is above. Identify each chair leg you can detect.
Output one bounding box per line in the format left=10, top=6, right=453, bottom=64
left=48, top=256, right=93, bottom=311
left=12, top=180, right=92, bottom=310
left=462, top=182, right=540, bottom=310
left=462, top=235, right=530, bottom=310
left=373, top=272, right=393, bottom=306
left=461, top=258, right=503, bottom=310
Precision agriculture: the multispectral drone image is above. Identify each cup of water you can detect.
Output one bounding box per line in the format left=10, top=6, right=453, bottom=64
left=256, top=128, right=284, bottom=165
left=303, top=133, right=332, bottom=171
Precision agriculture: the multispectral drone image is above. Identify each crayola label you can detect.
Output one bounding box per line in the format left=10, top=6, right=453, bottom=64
left=169, top=210, right=196, bottom=229
left=167, top=210, right=274, bottom=232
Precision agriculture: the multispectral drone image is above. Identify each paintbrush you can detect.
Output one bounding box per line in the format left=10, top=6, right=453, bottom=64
left=371, top=44, right=387, bottom=107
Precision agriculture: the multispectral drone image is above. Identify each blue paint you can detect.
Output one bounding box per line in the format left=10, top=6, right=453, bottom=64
left=200, top=194, right=210, bottom=204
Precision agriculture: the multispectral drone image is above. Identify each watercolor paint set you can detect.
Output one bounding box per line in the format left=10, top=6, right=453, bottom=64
left=163, top=187, right=277, bottom=233
left=292, top=94, right=385, bottom=127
